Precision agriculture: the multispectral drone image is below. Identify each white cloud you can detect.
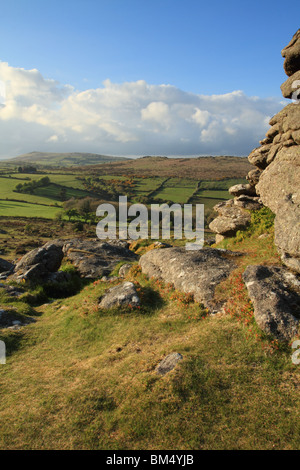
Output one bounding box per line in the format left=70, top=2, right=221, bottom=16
left=0, top=61, right=284, bottom=158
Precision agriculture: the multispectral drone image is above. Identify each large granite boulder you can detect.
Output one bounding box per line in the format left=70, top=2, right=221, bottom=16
left=209, top=30, right=300, bottom=252
left=63, top=239, right=137, bottom=279
left=139, top=247, right=241, bottom=312
left=243, top=265, right=300, bottom=341
left=256, top=146, right=300, bottom=212
left=13, top=240, right=64, bottom=281
left=256, top=146, right=300, bottom=270
left=15, top=240, right=64, bottom=273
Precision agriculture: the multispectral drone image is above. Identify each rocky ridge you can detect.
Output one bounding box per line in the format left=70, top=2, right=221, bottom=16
left=207, top=29, right=300, bottom=340
left=210, top=29, right=300, bottom=273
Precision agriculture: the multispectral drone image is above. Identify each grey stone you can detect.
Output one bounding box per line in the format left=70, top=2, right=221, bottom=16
left=46, top=271, right=72, bottom=283
left=118, top=263, right=133, bottom=278
left=98, top=281, right=140, bottom=310
left=246, top=168, right=262, bottom=186
left=233, top=195, right=263, bottom=211
left=64, top=239, right=137, bottom=279
left=256, top=146, right=300, bottom=213
left=269, top=103, right=300, bottom=134
left=248, top=144, right=272, bottom=169
left=280, top=70, right=300, bottom=99
left=156, top=352, right=183, bottom=376
left=243, top=265, right=300, bottom=341
left=229, top=183, right=256, bottom=197
left=255, top=146, right=300, bottom=272
left=0, top=258, right=14, bottom=274
left=140, top=247, right=240, bottom=312
left=209, top=201, right=251, bottom=236
left=14, top=240, right=64, bottom=281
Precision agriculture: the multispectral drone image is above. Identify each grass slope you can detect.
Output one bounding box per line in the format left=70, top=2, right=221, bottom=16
left=0, top=211, right=299, bottom=450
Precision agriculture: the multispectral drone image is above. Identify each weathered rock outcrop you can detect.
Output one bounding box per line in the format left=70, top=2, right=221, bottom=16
left=209, top=30, right=300, bottom=273
left=281, top=29, right=300, bottom=77
left=209, top=199, right=252, bottom=240
left=139, top=247, right=242, bottom=312
left=63, top=239, right=137, bottom=279
left=249, top=31, right=300, bottom=273
left=98, top=281, right=140, bottom=309
left=243, top=265, right=300, bottom=341
left=9, top=238, right=138, bottom=282
left=12, top=240, right=64, bottom=281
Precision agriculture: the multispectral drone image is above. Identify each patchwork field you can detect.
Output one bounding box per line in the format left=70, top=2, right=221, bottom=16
left=0, top=160, right=248, bottom=222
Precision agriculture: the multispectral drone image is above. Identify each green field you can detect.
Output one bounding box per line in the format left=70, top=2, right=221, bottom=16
left=152, top=178, right=197, bottom=203
left=0, top=169, right=245, bottom=220
left=0, top=177, right=89, bottom=203
left=0, top=200, right=61, bottom=219
left=198, top=178, right=247, bottom=190
left=2, top=173, right=87, bottom=189
left=0, top=177, right=61, bottom=206
left=134, top=177, right=166, bottom=194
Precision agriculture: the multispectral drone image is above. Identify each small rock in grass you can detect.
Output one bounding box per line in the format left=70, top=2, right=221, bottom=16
left=156, top=352, right=183, bottom=376
left=98, top=281, right=140, bottom=310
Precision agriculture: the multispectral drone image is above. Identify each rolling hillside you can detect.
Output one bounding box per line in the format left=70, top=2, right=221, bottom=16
left=2, top=152, right=130, bottom=167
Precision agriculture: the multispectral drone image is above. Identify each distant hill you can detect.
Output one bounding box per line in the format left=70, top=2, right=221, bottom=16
left=2, top=151, right=130, bottom=167
left=78, top=155, right=253, bottom=180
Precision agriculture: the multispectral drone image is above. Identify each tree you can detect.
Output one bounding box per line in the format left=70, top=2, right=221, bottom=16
left=78, top=198, right=92, bottom=223
left=65, top=209, right=79, bottom=221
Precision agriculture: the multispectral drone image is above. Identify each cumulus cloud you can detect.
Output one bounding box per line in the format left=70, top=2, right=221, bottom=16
left=0, top=61, right=284, bottom=158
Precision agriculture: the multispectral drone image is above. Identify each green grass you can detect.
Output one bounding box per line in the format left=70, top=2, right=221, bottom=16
left=0, top=200, right=62, bottom=219
left=0, top=268, right=299, bottom=450
left=0, top=208, right=299, bottom=449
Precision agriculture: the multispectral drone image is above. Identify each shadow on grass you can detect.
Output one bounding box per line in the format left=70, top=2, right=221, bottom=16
left=0, top=329, right=25, bottom=358
left=139, top=285, right=166, bottom=313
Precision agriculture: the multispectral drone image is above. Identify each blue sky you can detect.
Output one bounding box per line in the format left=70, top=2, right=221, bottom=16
left=0, top=0, right=298, bottom=158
